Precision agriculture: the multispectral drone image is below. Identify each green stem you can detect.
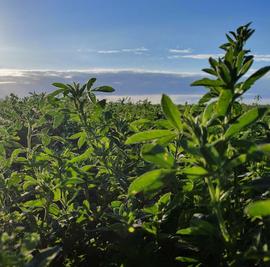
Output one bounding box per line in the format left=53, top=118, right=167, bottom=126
left=205, top=177, right=230, bottom=244
left=27, top=121, right=32, bottom=158
left=174, top=133, right=182, bottom=162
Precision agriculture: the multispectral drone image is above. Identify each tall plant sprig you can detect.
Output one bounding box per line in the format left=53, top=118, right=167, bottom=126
left=50, top=78, right=114, bottom=138
left=192, top=23, right=270, bottom=118
left=189, top=24, right=270, bottom=245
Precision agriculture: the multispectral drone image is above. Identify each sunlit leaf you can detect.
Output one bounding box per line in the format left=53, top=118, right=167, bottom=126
left=225, top=107, right=268, bottom=139
left=182, top=166, right=208, bottom=176
left=128, top=169, right=175, bottom=196
left=141, top=143, right=174, bottom=168
left=191, top=78, right=224, bottom=87
left=161, top=94, right=182, bottom=130
left=245, top=200, right=270, bottom=217
left=216, top=89, right=232, bottom=117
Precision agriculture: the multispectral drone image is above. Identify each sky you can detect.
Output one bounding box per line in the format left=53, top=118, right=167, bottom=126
left=0, top=0, right=270, bottom=102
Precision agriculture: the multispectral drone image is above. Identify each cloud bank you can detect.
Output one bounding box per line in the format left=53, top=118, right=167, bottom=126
left=0, top=68, right=268, bottom=103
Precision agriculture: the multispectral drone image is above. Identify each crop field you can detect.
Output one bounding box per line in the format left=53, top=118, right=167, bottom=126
left=1, top=24, right=270, bottom=267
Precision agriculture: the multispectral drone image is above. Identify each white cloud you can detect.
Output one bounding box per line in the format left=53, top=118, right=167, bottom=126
left=169, top=48, right=192, bottom=54
left=78, top=47, right=149, bottom=55
left=0, top=81, right=16, bottom=84
left=97, top=50, right=121, bottom=54
left=122, top=47, right=148, bottom=53
left=182, top=54, right=223, bottom=59
left=168, top=53, right=223, bottom=60
left=0, top=69, right=27, bottom=77
left=98, top=47, right=149, bottom=54
left=254, top=54, right=270, bottom=62
left=168, top=52, right=270, bottom=62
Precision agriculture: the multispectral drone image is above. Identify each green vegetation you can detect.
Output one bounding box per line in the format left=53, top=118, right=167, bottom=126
left=1, top=24, right=270, bottom=266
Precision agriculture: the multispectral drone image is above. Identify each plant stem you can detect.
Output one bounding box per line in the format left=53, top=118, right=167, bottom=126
left=27, top=121, right=32, bottom=158
left=205, top=176, right=230, bottom=244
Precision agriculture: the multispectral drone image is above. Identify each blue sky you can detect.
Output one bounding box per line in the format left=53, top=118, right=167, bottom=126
left=0, top=0, right=269, bottom=101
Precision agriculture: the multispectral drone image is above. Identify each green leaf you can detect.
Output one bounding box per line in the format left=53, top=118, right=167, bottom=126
left=25, top=246, right=61, bottom=267
left=69, top=131, right=84, bottom=140
left=245, top=199, right=270, bottom=217
left=52, top=83, right=69, bottom=90
left=191, top=78, right=224, bottom=87
left=236, top=51, right=245, bottom=72
left=49, top=203, right=60, bottom=216
left=202, top=101, right=216, bottom=125
left=158, top=192, right=172, bottom=206
left=128, top=169, right=174, bottom=196
left=176, top=227, right=193, bottom=235
left=209, top=57, right=218, bottom=69
left=89, top=92, right=97, bottom=103
left=23, top=176, right=38, bottom=190
left=225, top=47, right=234, bottom=63
left=142, top=222, right=157, bottom=235
left=53, top=113, right=65, bottom=129
left=141, top=144, right=174, bottom=169
left=41, top=134, right=51, bottom=146
left=161, top=94, right=182, bottom=130
left=69, top=147, right=93, bottom=163
left=202, top=68, right=217, bottom=76
left=23, top=199, right=46, bottom=209
left=86, top=78, right=96, bottom=90
left=129, top=119, right=151, bottom=131
left=10, top=148, right=25, bottom=163
left=175, top=257, right=198, bottom=263
left=155, top=119, right=174, bottom=129
left=7, top=172, right=21, bottom=187
left=78, top=132, right=87, bottom=148
left=225, top=154, right=247, bottom=169
left=48, top=88, right=66, bottom=99
left=182, top=166, right=208, bottom=176
left=199, top=91, right=218, bottom=105
left=239, top=57, right=253, bottom=76
left=256, top=144, right=270, bottom=154
left=241, top=66, right=270, bottom=93
left=217, top=63, right=231, bottom=84
left=225, top=107, right=268, bottom=139
left=125, top=130, right=176, bottom=144
left=216, top=89, right=233, bottom=117
left=111, top=200, right=122, bottom=208
left=156, top=134, right=177, bottom=146
left=176, top=219, right=216, bottom=236
left=92, top=86, right=115, bottom=92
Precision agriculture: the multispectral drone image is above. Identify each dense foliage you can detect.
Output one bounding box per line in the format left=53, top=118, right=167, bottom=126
left=1, top=24, right=270, bottom=266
